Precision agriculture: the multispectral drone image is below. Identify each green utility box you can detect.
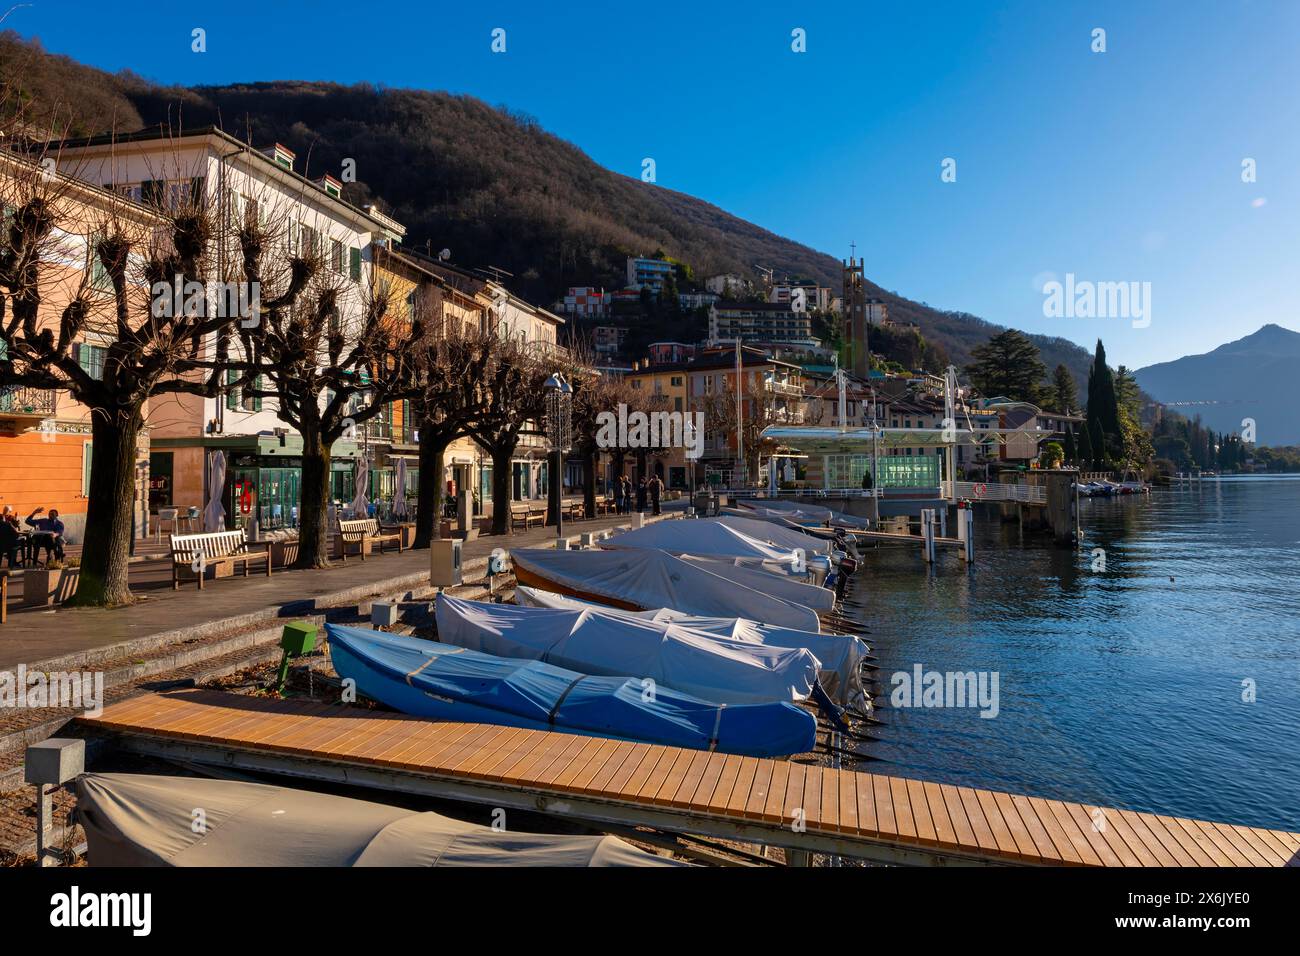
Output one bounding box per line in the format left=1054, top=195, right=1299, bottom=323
left=280, top=621, right=318, bottom=655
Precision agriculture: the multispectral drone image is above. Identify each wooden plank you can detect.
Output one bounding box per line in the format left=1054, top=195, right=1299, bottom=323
left=921, top=781, right=956, bottom=848
left=1025, top=796, right=1084, bottom=865
left=801, top=765, right=826, bottom=831
left=853, top=772, right=878, bottom=836
left=547, top=736, right=616, bottom=792
left=744, top=759, right=776, bottom=820
left=724, top=758, right=761, bottom=817
left=940, top=784, right=980, bottom=852
left=975, top=788, right=1033, bottom=862
left=836, top=768, right=859, bottom=835
left=654, top=749, right=702, bottom=808
left=873, top=775, right=898, bottom=840
left=957, top=786, right=1005, bottom=857
left=821, top=766, right=840, bottom=835
left=577, top=740, right=640, bottom=795
left=780, top=761, right=807, bottom=831
left=905, top=778, right=939, bottom=847
left=1041, top=798, right=1102, bottom=866
left=1008, top=794, right=1062, bottom=863
left=1121, top=810, right=1197, bottom=867
left=762, top=761, right=792, bottom=825
left=547, top=737, right=615, bottom=793
left=1112, top=810, right=1180, bottom=867
left=702, top=755, right=745, bottom=815
left=670, top=751, right=720, bottom=809
left=889, top=776, right=917, bottom=844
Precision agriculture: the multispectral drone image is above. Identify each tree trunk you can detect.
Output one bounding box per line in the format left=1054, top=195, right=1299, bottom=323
left=582, top=449, right=597, bottom=517
left=490, top=445, right=513, bottom=535
left=64, top=410, right=142, bottom=607
left=295, top=428, right=333, bottom=569
left=414, top=432, right=448, bottom=549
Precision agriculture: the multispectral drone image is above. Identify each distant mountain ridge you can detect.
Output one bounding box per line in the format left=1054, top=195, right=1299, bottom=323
left=1136, top=324, right=1300, bottom=444
left=0, top=30, right=1097, bottom=386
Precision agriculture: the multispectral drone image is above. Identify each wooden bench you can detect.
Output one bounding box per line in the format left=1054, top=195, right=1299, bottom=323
left=337, top=518, right=403, bottom=561
left=563, top=500, right=585, bottom=521
left=509, top=503, right=545, bottom=531
left=170, top=531, right=271, bottom=590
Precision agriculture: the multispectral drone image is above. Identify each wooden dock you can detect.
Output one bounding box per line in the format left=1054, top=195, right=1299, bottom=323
left=81, top=690, right=1299, bottom=867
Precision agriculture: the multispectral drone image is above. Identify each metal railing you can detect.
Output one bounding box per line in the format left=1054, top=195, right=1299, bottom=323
left=0, top=386, right=57, bottom=416
left=951, top=480, right=1047, bottom=503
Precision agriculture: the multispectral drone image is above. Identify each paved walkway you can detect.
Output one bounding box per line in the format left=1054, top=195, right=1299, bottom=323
left=0, top=512, right=666, bottom=671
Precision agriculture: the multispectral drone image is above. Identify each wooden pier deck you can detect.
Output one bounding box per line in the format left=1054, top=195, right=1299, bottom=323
left=81, top=690, right=1299, bottom=867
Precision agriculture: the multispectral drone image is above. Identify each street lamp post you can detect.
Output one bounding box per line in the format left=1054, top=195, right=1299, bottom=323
left=544, top=372, right=573, bottom=543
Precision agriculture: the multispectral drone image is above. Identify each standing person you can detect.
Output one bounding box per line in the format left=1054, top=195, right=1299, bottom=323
left=25, top=507, right=65, bottom=564
left=621, top=474, right=632, bottom=515
left=636, top=477, right=648, bottom=514
left=614, top=475, right=625, bottom=515
left=650, top=474, right=664, bottom=516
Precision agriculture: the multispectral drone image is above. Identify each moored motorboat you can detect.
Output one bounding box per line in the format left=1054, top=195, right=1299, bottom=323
left=326, top=623, right=818, bottom=758
left=75, top=772, right=681, bottom=866
left=509, top=547, right=823, bottom=631
left=435, top=593, right=823, bottom=705
left=514, top=585, right=873, bottom=713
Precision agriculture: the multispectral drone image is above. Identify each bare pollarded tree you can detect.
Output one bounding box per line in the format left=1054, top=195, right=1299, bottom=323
left=0, top=131, right=243, bottom=605
left=228, top=216, right=426, bottom=568
left=467, top=334, right=552, bottom=535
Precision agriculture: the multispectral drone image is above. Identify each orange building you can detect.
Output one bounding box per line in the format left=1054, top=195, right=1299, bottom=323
left=0, top=155, right=163, bottom=543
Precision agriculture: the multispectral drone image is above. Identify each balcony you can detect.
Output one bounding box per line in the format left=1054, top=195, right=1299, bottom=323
left=0, top=386, right=57, bottom=420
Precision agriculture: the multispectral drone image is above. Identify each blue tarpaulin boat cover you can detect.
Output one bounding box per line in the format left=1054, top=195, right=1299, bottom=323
left=435, top=594, right=821, bottom=704
left=326, top=624, right=817, bottom=758
left=514, top=586, right=871, bottom=712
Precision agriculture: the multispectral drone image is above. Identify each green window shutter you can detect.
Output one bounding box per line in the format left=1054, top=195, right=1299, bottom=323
left=226, top=369, right=240, bottom=410
left=349, top=247, right=361, bottom=281
left=82, top=441, right=94, bottom=497
left=254, top=375, right=264, bottom=412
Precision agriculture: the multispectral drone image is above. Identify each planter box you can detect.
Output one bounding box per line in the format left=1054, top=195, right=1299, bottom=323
left=269, top=539, right=300, bottom=569
left=21, top=568, right=80, bottom=607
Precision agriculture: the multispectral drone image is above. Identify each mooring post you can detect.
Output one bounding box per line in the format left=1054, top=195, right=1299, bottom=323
left=25, top=738, right=85, bottom=867
left=963, top=506, right=974, bottom=563
left=939, top=505, right=947, bottom=539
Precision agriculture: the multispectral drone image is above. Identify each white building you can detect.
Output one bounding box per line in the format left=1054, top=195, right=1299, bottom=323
left=54, top=127, right=405, bottom=527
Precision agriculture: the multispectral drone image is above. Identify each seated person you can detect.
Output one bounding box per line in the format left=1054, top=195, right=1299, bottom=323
left=25, top=507, right=65, bottom=563
left=0, top=512, right=24, bottom=567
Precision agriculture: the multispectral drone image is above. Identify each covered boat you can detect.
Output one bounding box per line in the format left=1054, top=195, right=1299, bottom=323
left=736, top=499, right=872, bottom=529
left=714, top=514, right=833, bottom=554
left=679, top=555, right=837, bottom=613
left=435, top=594, right=821, bottom=704
left=602, top=519, right=802, bottom=566
left=327, top=623, right=817, bottom=757
left=75, top=773, right=678, bottom=866
left=510, top=547, right=822, bottom=630
left=515, top=585, right=871, bottom=712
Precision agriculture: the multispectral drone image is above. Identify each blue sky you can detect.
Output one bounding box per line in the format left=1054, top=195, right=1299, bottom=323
left=12, top=0, right=1300, bottom=368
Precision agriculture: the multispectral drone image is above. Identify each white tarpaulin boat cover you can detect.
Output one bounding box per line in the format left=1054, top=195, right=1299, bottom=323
left=436, top=594, right=821, bottom=704
left=738, top=499, right=872, bottom=529
left=74, top=773, right=679, bottom=867
left=515, top=586, right=870, bottom=711
left=714, top=514, right=834, bottom=554
left=602, top=520, right=799, bottom=565
left=510, top=547, right=822, bottom=631
left=679, top=555, right=837, bottom=612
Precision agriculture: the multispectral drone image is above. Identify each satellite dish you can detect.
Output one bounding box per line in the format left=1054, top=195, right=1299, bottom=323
left=438, top=248, right=451, bottom=261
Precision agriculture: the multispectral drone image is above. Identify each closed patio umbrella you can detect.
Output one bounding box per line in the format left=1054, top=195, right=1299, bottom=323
left=203, top=450, right=227, bottom=531
left=350, top=455, right=370, bottom=518
left=393, top=458, right=408, bottom=519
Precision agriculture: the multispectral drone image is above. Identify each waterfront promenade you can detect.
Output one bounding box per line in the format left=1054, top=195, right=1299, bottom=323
left=0, top=512, right=663, bottom=672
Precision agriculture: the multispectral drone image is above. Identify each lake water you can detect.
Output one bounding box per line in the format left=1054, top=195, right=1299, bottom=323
left=846, top=475, right=1300, bottom=831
